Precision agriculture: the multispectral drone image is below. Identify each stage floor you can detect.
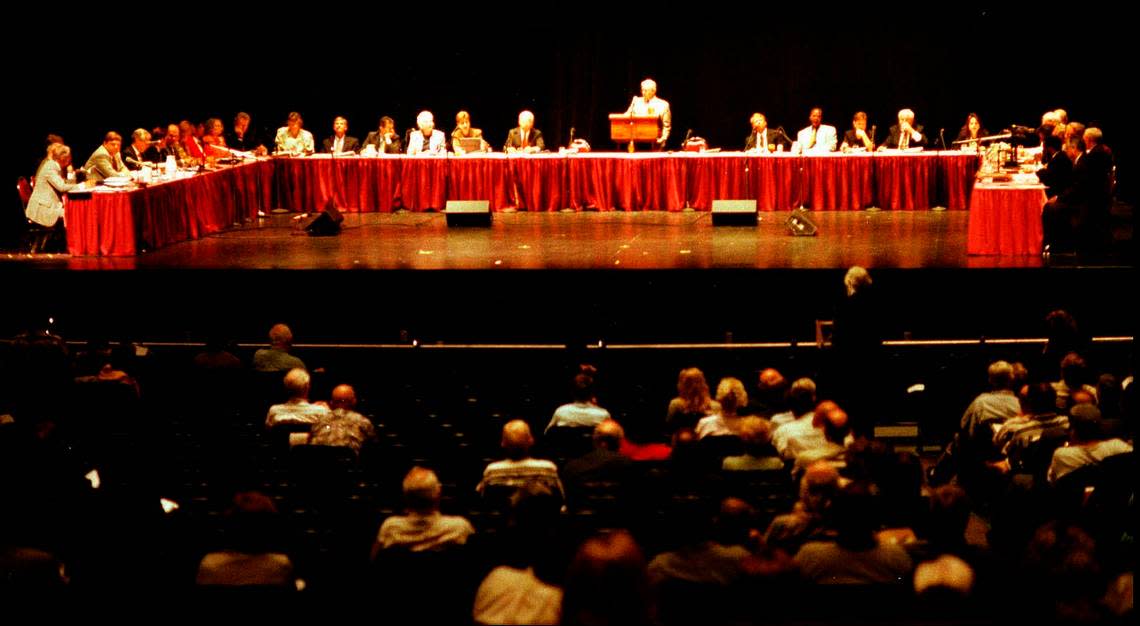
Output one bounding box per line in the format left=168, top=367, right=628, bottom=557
left=6, top=210, right=1061, bottom=270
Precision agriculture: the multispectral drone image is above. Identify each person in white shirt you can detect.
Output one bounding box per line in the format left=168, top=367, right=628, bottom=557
left=796, top=107, right=838, bottom=154
left=407, top=110, right=448, bottom=155
left=546, top=373, right=611, bottom=433
left=274, top=111, right=315, bottom=155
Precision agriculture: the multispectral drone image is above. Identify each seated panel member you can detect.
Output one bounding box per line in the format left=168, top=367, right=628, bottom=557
left=953, top=112, right=989, bottom=150
left=226, top=112, right=268, bottom=156
left=744, top=113, right=787, bottom=153
left=840, top=112, right=875, bottom=152
left=158, top=124, right=194, bottom=167
left=880, top=108, right=926, bottom=150
left=796, top=107, right=838, bottom=154
left=322, top=116, right=360, bottom=154
left=625, top=78, right=672, bottom=150
left=275, top=111, right=316, bottom=155
left=504, top=110, right=546, bottom=154
left=451, top=110, right=489, bottom=154
left=362, top=116, right=403, bottom=155
left=407, top=111, right=447, bottom=155
left=123, top=128, right=160, bottom=170
left=202, top=118, right=230, bottom=158
left=84, top=131, right=131, bottom=182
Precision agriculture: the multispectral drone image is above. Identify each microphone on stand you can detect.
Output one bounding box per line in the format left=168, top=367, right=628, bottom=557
left=683, top=129, right=693, bottom=144
left=939, top=128, right=947, bottom=150
left=569, top=126, right=575, bottom=144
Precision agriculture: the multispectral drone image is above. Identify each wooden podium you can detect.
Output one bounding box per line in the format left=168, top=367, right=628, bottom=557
left=609, top=114, right=660, bottom=153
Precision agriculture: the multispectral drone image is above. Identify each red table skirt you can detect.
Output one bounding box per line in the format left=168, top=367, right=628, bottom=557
left=967, top=184, right=1046, bottom=255
left=66, top=153, right=979, bottom=255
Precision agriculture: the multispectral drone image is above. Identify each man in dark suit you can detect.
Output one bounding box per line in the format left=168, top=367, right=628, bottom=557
left=504, top=110, right=545, bottom=153
left=322, top=116, right=360, bottom=154
left=122, top=129, right=160, bottom=170
left=225, top=112, right=268, bottom=155
left=880, top=108, right=926, bottom=150
left=1036, top=135, right=1073, bottom=198
left=362, top=116, right=403, bottom=155
left=743, top=113, right=787, bottom=153
left=1043, top=128, right=1114, bottom=254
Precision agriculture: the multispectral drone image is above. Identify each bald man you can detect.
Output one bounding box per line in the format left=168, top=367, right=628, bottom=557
left=562, top=419, right=635, bottom=491
left=307, top=384, right=377, bottom=456
left=478, top=420, right=564, bottom=499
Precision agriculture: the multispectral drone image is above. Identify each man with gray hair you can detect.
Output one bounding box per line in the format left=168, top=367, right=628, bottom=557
left=371, top=467, right=475, bottom=556
left=881, top=108, right=926, bottom=150
left=122, top=129, right=159, bottom=170
left=407, top=111, right=447, bottom=155
left=264, top=368, right=331, bottom=430
left=504, top=110, right=546, bottom=154
left=625, top=78, right=671, bottom=149
left=930, top=360, right=1024, bottom=486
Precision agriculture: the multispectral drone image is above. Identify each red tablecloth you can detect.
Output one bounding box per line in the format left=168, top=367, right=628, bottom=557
left=967, top=184, right=1046, bottom=255
left=66, top=161, right=273, bottom=256
left=66, top=153, right=980, bottom=255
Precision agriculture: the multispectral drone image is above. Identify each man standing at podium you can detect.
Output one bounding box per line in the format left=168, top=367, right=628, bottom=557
left=625, top=78, right=671, bottom=150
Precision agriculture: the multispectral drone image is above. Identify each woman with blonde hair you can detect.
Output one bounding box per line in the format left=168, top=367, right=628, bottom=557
left=666, top=367, right=719, bottom=431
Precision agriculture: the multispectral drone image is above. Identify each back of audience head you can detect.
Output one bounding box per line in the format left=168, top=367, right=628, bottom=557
left=402, top=466, right=442, bottom=514
left=501, top=419, right=535, bottom=460
left=571, top=373, right=596, bottom=403
left=988, top=360, right=1015, bottom=391
left=844, top=266, right=872, bottom=296
left=283, top=368, right=310, bottom=400
left=330, top=384, right=357, bottom=411
left=593, top=418, right=624, bottom=451
left=562, top=530, right=651, bottom=626
left=268, top=323, right=294, bottom=349
left=676, top=367, right=712, bottom=412
left=738, top=416, right=774, bottom=456
left=800, top=462, right=842, bottom=515
left=786, top=377, right=818, bottom=415
left=715, top=377, right=748, bottom=416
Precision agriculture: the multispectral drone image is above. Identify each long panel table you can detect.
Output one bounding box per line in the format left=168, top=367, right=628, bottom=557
left=66, top=152, right=980, bottom=256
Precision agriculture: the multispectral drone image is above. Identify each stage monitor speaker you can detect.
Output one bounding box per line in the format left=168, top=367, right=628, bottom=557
left=299, top=203, right=344, bottom=236
left=710, top=199, right=758, bottom=226
left=785, top=207, right=818, bottom=236
left=445, top=200, right=492, bottom=227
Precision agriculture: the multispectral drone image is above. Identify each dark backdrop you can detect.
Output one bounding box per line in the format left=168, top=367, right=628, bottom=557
left=8, top=5, right=1131, bottom=200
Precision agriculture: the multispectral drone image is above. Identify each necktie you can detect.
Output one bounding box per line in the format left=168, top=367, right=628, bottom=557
left=335, top=137, right=342, bottom=153
left=808, top=128, right=817, bottom=150
left=522, top=131, right=528, bottom=149
left=900, top=129, right=909, bottom=150
left=761, top=131, right=767, bottom=151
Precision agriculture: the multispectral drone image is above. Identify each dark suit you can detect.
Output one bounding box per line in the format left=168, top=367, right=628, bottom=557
left=883, top=124, right=927, bottom=149
left=504, top=127, right=545, bottom=152
left=362, top=131, right=403, bottom=154
left=743, top=128, right=787, bottom=152
left=322, top=135, right=360, bottom=154
left=842, top=129, right=876, bottom=150
left=1044, top=145, right=1114, bottom=252
left=122, top=144, right=160, bottom=170
left=1036, top=150, right=1073, bottom=199
left=225, top=127, right=265, bottom=152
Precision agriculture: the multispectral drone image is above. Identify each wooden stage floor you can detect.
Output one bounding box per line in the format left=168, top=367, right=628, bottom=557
left=7, top=210, right=1055, bottom=271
